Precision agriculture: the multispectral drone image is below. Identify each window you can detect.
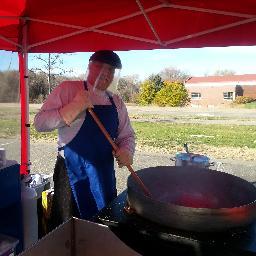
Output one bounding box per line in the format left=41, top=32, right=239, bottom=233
left=223, top=92, right=233, bottom=100
left=191, top=92, right=201, bottom=99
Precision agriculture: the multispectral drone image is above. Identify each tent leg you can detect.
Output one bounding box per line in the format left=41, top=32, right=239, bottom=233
left=19, top=52, right=30, bottom=175
left=19, top=19, right=30, bottom=176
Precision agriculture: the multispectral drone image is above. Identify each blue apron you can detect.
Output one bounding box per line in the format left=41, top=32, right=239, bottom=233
left=63, top=82, right=119, bottom=219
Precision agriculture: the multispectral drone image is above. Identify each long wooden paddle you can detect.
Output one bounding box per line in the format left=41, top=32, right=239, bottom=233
left=88, top=108, right=151, bottom=197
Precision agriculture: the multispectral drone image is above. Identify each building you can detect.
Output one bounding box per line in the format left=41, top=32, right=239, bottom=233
left=185, top=74, right=256, bottom=107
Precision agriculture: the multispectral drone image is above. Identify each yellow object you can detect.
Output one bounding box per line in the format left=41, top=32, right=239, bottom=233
left=41, top=189, right=54, bottom=234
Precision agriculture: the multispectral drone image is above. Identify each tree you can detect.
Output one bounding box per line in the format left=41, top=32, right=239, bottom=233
left=153, top=81, right=190, bottom=107
left=117, top=75, right=140, bottom=102
left=28, top=71, right=48, bottom=103
left=28, top=72, right=80, bottom=103
left=159, top=67, right=190, bottom=82
left=30, top=53, right=73, bottom=94
left=213, top=69, right=236, bottom=76
left=0, top=71, right=19, bottom=102
left=148, top=74, right=164, bottom=92
left=137, top=74, right=171, bottom=105
left=138, top=80, right=157, bottom=105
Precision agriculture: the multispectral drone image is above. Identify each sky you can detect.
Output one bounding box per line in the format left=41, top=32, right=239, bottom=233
left=1, top=46, right=256, bottom=80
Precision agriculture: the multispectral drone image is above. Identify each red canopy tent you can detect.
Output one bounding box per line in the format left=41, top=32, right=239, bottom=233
left=1, top=0, right=256, bottom=174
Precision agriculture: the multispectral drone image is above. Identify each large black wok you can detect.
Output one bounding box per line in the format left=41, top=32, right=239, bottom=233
left=127, top=166, right=256, bottom=232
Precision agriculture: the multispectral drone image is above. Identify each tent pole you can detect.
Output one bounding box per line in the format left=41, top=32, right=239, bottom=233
left=19, top=20, right=30, bottom=175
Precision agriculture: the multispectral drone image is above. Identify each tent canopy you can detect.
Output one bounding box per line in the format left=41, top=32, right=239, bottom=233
left=1, top=0, right=256, bottom=53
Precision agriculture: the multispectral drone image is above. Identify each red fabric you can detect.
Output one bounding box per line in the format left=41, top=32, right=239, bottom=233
left=1, top=0, right=256, bottom=53
left=18, top=53, right=28, bottom=175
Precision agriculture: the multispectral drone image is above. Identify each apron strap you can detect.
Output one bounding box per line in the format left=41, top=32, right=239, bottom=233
left=58, top=146, right=64, bottom=151
left=83, top=80, right=88, bottom=91
left=83, top=80, right=116, bottom=108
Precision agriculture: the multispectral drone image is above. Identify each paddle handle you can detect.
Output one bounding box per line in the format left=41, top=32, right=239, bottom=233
left=88, top=108, right=151, bottom=197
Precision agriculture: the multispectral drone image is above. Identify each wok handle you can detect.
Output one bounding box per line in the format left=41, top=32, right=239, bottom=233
left=88, top=108, right=151, bottom=197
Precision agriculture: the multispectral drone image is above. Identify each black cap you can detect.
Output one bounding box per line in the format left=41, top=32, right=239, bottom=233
left=89, top=50, right=122, bottom=69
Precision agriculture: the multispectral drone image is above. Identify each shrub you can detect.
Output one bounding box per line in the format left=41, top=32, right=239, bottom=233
left=153, top=81, right=190, bottom=107
left=138, top=80, right=157, bottom=105
left=233, top=96, right=255, bottom=104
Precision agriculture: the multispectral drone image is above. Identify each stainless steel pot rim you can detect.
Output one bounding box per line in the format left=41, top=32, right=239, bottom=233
left=127, top=166, right=256, bottom=231
left=175, top=152, right=210, bottom=162
left=127, top=166, right=256, bottom=213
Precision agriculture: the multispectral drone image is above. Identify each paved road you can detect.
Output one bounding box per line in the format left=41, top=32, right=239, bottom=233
left=127, top=106, right=256, bottom=125
left=127, top=105, right=256, bottom=119
left=14, top=141, right=256, bottom=194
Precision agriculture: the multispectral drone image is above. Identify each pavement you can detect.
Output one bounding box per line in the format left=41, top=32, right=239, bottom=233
left=112, top=150, right=256, bottom=194
left=1, top=140, right=255, bottom=194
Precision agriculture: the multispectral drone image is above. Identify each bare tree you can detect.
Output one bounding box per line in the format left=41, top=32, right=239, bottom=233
left=213, top=69, right=236, bottom=76
left=159, top=67, right=190, bottom=83
left=0, top=71, right=19, bottom=102
left=117, top=75, right=140, bottom=102
left=28, top=71, right=48, bottom=103
left=30, top=53, right=73, bottom=94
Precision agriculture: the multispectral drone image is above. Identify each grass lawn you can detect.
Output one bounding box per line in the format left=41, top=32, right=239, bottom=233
left=0, top=104, right=20, bottom=138
left=244, top=102, right=256, bottom=109
left=132, top=122, right=256, bottom=150
left=1, top=104, right=256, bottom=155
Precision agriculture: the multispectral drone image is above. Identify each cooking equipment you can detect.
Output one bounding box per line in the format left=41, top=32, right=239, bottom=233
left=96, top=190, right=256, bottom=256
left=127, top=166, right=256, bottom=232
left=87, top=108, right=151, bottom=197
left=184, top=143, right=189, bottom=153
left=171, top=144, right=211, bottom=168
left=173, top=152, right=210, bottom=168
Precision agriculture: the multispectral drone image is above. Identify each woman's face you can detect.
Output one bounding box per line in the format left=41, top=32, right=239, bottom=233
left=87, top=61, right=115, bottom=91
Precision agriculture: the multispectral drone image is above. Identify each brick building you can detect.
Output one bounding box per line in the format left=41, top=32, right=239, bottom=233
left=185, top=74, right=256, bottom=107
